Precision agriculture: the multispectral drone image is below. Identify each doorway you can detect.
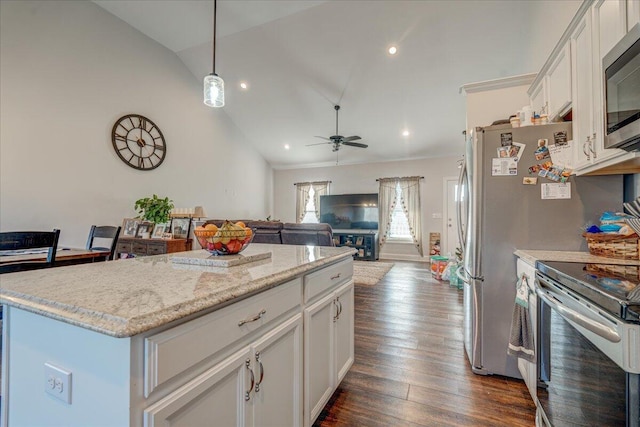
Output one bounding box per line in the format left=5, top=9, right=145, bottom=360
left=443, top=176, right=462, bottom=256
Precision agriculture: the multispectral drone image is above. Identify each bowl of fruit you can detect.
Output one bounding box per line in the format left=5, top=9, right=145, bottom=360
left=194, top=220, right=254, bottom=255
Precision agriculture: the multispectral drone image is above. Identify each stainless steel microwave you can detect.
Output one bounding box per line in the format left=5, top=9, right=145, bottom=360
left=604, top=23, right=640, bottom=152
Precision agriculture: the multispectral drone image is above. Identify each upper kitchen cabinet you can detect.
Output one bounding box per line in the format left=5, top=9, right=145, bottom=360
left=534, top=0, right=639, bottom=175
left=528, top=78, right=548, bottom=120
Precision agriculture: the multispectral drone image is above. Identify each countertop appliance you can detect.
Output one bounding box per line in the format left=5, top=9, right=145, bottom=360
left=457, top=123, right=623, bottom=378
left=536, top=261, right=639, bottom=427
left=604, top=22, right=640, bottom=151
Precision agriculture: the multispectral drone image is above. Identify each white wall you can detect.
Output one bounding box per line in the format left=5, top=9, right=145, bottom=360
left=0, top=1, right=272, bottom=248
left=274, top=156, right=460, bottom=261
left=464, top=82, right=533, bottom=132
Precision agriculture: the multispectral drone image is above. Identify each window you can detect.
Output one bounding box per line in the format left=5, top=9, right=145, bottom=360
left=388, top=183, right=412, bottom=240
left=301, top=187, right=319, bottom=223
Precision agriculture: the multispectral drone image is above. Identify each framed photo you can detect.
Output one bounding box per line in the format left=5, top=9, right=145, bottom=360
left=135, top=222, right=154, bottom=238
left=355, top=236, right=364, bottom=246
left=152, top=223, right=168, bottom=239
left=171, top=217, right=191, bottom=239
left=121, top=218, right=140, bottom=237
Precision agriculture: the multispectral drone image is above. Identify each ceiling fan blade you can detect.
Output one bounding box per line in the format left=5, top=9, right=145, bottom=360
left=341, top=135, right=362, bottom=142
left=314, top=136, right=331, bottom=141
left=342, top=141, right=368, bottom=148
left=306, top=142, right=331, bottom=147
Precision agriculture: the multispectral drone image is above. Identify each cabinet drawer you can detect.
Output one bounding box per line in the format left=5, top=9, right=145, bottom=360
left=147, top=244, right=165, bottom=255
left=133, top=242, right=148, bottom=254
left=304, top=258, right=352, bottom=303
left=144, top=277, right=302, bottom=396
left=116, top=242, right=132, bottom=253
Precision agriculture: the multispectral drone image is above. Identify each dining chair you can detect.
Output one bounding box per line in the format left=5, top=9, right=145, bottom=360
left=0, top=229, right=61, bottom=274
left=86, top=225, right=121, bottom=261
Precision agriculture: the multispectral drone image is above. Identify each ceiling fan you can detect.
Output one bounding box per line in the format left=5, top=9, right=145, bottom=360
left=308, top=105, right=368, bottom=152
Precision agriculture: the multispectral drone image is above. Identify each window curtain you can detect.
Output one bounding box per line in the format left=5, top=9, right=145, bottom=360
left=312, top=182, right=329, bottom=221
left=295, top=181, right=330, bottom=223
left=378, top=176, right=423, bottom=256
left=378, top=178, right=398, bottom=248
left=398, top=176, right=423, bottom=256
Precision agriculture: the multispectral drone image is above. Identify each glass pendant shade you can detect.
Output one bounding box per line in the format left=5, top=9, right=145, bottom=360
left=204, top=73, right=224, bottom=107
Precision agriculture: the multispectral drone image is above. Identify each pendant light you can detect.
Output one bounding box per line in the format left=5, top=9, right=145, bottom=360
left=204, top=0, right=224, bottom=107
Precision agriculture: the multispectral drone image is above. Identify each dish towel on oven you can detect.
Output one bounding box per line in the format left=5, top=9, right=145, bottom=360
left=508, top=274, right=535, bottom=362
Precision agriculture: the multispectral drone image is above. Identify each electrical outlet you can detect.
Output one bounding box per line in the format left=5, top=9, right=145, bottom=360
left=44, top=363, right=72, bottom=404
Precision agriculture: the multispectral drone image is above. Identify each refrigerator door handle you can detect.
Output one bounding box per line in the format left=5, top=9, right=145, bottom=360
left=456, top=159, right=467, bottom=250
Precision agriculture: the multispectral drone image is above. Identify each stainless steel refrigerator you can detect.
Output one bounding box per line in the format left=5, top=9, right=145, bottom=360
left=457, top=123, right=623, bottom=379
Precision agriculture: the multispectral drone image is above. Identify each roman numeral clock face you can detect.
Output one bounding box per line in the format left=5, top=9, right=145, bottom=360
left=111, top=114, right=166, bottom=170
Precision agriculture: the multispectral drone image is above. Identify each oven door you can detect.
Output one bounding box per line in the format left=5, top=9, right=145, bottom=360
left=536, top=273, right=639, bottom=427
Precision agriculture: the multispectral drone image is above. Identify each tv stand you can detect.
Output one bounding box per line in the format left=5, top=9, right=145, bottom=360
left=333, top=230, right=379, bottom=261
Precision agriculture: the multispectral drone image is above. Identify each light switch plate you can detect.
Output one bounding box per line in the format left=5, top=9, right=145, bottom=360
left=44, top=362, right=72, bottom=404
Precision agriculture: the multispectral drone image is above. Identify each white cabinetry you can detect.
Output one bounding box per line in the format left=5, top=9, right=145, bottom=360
left=629, top=0, right=640, bottom=29
left=529, top=79, right=547, bottom=121
left=303, top=259, right=354, bottom=427
left=546, top=43, right=572, bottom=120
left=515, top=258, right=537, bottom=404
left=571, top=13, right=595, bottom=169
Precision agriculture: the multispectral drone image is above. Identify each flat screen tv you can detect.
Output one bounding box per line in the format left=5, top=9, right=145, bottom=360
left=319, top=193, right=378, bottom=230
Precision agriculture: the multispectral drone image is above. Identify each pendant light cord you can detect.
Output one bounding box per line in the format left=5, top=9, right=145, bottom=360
left=212, top=0, right=217, bottom=74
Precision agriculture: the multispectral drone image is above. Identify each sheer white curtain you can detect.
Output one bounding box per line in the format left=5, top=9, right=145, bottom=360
left=295, top=181, right=330, bottom=223
left=378, top=178, right=398, bottom=248
left=398, top=176, right=423, bottom=256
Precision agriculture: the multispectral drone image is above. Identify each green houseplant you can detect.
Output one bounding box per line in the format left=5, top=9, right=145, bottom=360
left=134, top=195, right=174, bottom=224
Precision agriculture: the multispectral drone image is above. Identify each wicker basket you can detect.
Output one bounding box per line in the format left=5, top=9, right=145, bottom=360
left=586, top=263, right=640, bottom=281
left=583, top=232, right=640, bottom=260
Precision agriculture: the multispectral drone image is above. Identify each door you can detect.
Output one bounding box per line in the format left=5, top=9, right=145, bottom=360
left=304, top=292, right=335, bottom=427
left=143, top=346, right=252, bottom=427
left=334, top=281, right=354, bottom=383
left=251, top=314, right=303, bottom=427
left=444, top=176, right=462, bottom=256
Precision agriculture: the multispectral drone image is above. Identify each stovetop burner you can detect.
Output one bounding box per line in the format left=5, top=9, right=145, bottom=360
left=536, top=261, right=640, bottom=323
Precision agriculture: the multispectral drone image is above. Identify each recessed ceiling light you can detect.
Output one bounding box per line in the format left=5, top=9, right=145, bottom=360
left=388, top=46, right=398, bottom=55
left=284, top=144, right=290, bottom=150
left=402, top=130, right=410, bottom=137
left=239, top=82, right=248, bottom=90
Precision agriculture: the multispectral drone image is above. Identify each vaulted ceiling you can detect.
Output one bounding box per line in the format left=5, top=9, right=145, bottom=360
left=94, top=0, right=579, bottom=169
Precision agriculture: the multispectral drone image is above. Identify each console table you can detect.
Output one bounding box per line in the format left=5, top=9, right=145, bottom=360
left=333, top=231, right=379, bottom=261
left=115, top=237, right=192, bottom=258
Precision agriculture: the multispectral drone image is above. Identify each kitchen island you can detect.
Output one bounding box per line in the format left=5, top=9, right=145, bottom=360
left=0, top=244, right=356, bottom=427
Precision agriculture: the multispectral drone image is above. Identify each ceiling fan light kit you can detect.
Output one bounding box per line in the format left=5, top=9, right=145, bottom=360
left=204, top=0, right=224, bottom=108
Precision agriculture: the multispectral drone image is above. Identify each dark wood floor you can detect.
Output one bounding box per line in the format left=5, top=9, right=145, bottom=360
left=314, top=261, right=536, bottom=427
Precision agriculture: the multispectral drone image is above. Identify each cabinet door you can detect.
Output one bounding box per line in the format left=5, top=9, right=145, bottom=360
left=571, top=13, right=595, bottom=169
left=629, top=0, right=640, bottom=29
left=546, top=43, right=572, bottom=120
left=143, top=346, right=252, bottom=427
left=251, top=314, right=303, bottom=427
left=529, top=79, right=547, bottom=121
left=334, top=281, right=354, bottom=383
left=515, top=259, right=537, bottom=403
left=591, top=0, right=628, bottom=163
left=304, top=292, right=336, bottom=427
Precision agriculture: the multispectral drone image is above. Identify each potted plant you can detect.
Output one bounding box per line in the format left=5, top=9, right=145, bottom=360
left=134, top=195, right=174, bottom=236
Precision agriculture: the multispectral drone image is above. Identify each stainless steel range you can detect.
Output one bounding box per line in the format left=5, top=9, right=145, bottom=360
left=536, top=261, right=640, bottom=427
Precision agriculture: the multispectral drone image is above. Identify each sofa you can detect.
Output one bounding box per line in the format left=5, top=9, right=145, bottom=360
left=204, top=220, right=334, bottom=246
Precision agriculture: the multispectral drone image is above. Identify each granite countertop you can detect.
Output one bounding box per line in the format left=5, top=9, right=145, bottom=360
left=515, top=249, right=640, bottom=266
left=0, top=244, right=354, bottom=338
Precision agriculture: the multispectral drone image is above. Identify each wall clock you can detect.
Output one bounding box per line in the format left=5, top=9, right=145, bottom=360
left=111, top=114, right=166, bottom=170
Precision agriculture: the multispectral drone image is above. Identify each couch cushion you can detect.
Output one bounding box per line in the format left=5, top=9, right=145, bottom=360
left=281, top=230, right=320, bottom=246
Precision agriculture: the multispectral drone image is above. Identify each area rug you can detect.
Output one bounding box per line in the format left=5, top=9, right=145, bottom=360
left=353, top=261, right=394, bottom=285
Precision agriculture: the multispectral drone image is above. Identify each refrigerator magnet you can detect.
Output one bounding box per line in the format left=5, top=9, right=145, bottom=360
left=553, top=131, right=568, bottom=146
left=541, top=183, right=571, bottom=200
left=523, top=177, right=537, bottom=185
left=534, top=139, right=550, bottom=160
left=500, top=132, right=513, bottom=146
left=492, top=158, right=517, bottom=176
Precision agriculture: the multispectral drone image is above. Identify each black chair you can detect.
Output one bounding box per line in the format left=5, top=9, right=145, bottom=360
left=86, top=225, right=121, bottom=261
left=0, top=229, right=61, bottom=274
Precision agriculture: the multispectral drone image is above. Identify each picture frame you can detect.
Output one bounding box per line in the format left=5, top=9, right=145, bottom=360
left=171, top=217, right=191, bottom=239
left=121, top=218, right=140, bottom=237
left=135, top=222, right=154, bottom=238
left=355, top=236, right=364, bottom=246
left=152, top=223, right=168, bottom=239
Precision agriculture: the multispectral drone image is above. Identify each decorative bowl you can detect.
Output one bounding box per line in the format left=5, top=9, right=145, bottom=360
left=194, top=225, right=254, bottom=256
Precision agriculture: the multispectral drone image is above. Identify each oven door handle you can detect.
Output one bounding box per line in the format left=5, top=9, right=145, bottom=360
left=535, top=287, right=621, bottom=343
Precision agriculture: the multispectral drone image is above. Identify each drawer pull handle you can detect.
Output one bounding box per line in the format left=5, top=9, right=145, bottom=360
left=331, top=273, right=341, bottom=280
left=238, top=309, right=266, bottom=327
left=255, top=351, right=264, bottom=392
left=245, top=359, right=254, bottom=401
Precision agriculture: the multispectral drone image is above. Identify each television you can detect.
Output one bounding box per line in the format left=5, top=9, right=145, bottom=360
left=319, top=193, right=379, bottom=231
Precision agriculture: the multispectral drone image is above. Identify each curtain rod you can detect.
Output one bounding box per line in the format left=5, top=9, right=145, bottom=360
left=376, top=176, right=424, bottom=181
left=293, top=181, right=332, bottom=186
